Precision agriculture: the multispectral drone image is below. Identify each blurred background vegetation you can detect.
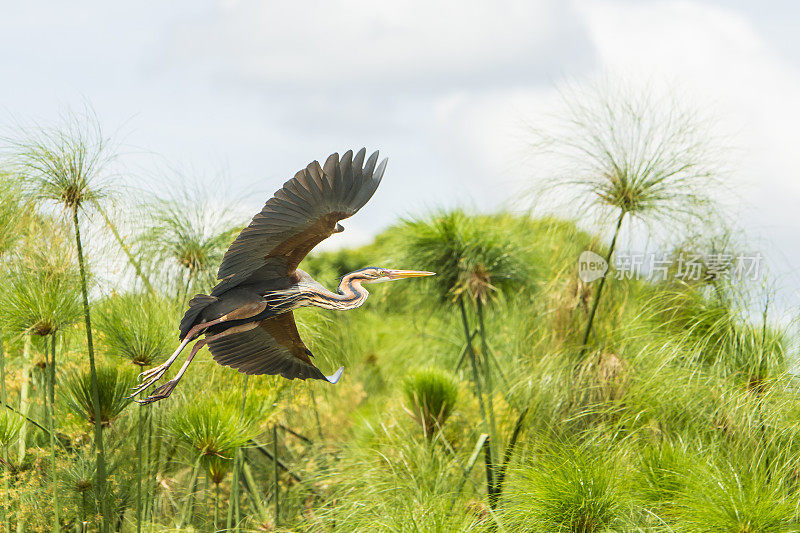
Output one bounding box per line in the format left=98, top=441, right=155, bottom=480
left=0, top=85, right=798, bottom=533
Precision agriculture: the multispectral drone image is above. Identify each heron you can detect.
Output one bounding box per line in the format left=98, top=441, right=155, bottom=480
left=128, top=149, right=433, bottom=404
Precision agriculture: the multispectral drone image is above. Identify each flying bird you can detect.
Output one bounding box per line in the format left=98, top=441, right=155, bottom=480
left=129, top=149, right=433, bottom=404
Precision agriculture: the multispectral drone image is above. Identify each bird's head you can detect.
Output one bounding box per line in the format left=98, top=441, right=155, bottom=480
left=349, top=267, right=435, bottom=284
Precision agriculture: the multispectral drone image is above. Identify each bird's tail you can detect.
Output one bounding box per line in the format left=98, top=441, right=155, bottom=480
left=178, top=294, right=218, bottom=340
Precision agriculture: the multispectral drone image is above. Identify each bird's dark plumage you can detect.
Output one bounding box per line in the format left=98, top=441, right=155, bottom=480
left=211, top=149, right=386, bottom=296
left=179, top=294, right=218, bottom=340
left=129, top=149, right=433, bottom=405
left=207, top=312, right=341, bottom=382
left=178, top=149, right=385, bottom=380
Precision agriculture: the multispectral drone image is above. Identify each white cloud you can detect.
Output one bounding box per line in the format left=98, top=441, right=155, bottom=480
left=169, top=0, right=591, bottom=92
left=578, top=1, right=800, bottom=195
left=157, top=0, right=596, bottom=222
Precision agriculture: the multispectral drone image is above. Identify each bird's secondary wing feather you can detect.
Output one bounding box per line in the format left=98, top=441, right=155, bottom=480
left=211, top=148, right=386, bottom=295
left=206, top=312, right=343, bottom=382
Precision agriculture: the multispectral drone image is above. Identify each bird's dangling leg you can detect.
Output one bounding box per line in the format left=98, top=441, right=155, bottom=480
left=133, top=300, right=268, bottom=387
left=134, top=336, right=192, bottom=387
left=134, top=322, right=261, bottom=404
left=127, top=337, right=191, bottom=400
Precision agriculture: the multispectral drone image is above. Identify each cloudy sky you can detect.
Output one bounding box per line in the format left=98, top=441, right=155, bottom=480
left=1, top=0, right=798, bottom=311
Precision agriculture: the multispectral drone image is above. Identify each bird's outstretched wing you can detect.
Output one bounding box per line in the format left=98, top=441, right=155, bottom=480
left=211, top=149, right=386, bottom=296
left=206, top=312, right=343, bottom=382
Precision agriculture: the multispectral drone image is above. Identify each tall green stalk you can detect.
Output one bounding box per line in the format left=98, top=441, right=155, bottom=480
left=476, top=300, right=498, bottom=467
left=148, top=405, right=164, bottom=528
left=273, top=425, right=279, bottom=527
left=482, top=437, right=494, bottom=506
left=1, top=335, right=9, bottom=533
left=179, top=457, right=202, bottom=528
left=491, top=407, right=528, bottom=508
left=93, top=200, right=155, bottom=295
left=226, top=450, right=238, bottom=531
left=72, top=205, right=109, bottom=532
left=310, top=388, right=324, bottom=440
left=41, top=358, right=50, bottom=426
left=214, top=481, right=220, bottom=530
left=450, top=433, right=490, bottom=512
left=228, top=375, right=249, bottom=532
left=49, top=334, right=60, bottom=532
left=17, top=335, right=32, bottom=463
left=458, top=297, right=494, bottom=501
left=147, top=403, right=169, bottom=522
left=453, top=329, right=478, bottom=372
left=203, top=474, right=209, bottom=529
left=579, top=211, right=625, bottom=357
left=136, top=405, right=144, bottom=533
left=759, top=294, right=771, bottom=480
left=242, top=461, right=270, bottom=524
left=80, top=492, right=87, bottom=530
left=37, top=364, right=47, bottom=431
left=142, top=407, right=152, bottom=528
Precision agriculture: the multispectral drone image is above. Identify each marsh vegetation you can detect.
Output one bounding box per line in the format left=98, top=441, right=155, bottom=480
left=0, top=90, right=798, bottom=532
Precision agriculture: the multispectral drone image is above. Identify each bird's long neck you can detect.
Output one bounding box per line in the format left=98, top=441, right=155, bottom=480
left=308, top=272, right=369, bottom=310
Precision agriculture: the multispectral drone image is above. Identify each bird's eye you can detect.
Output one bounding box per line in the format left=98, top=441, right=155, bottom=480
left=379, top=270, right=390, bottom=277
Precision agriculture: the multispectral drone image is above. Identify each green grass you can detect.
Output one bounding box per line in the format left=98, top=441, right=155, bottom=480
left=505, top=441, right=627, bottom=532
left=402, top=366, right=460, bottom=439
left=0, top=409, right=22, bottom=448
left=0, top=126, right=797, bottom=531
left=674, top=462, right=799, bottom=532
left=169, top=397, right=259, bottom=482
left=61, top=365, right=135, bottom=429
left=95, top=293, right=179, bottom=367
left=1, top=208, right=797, bottom=532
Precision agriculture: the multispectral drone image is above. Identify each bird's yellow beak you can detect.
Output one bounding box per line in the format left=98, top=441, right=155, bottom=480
left=385, top=269, right=436, bottom=280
